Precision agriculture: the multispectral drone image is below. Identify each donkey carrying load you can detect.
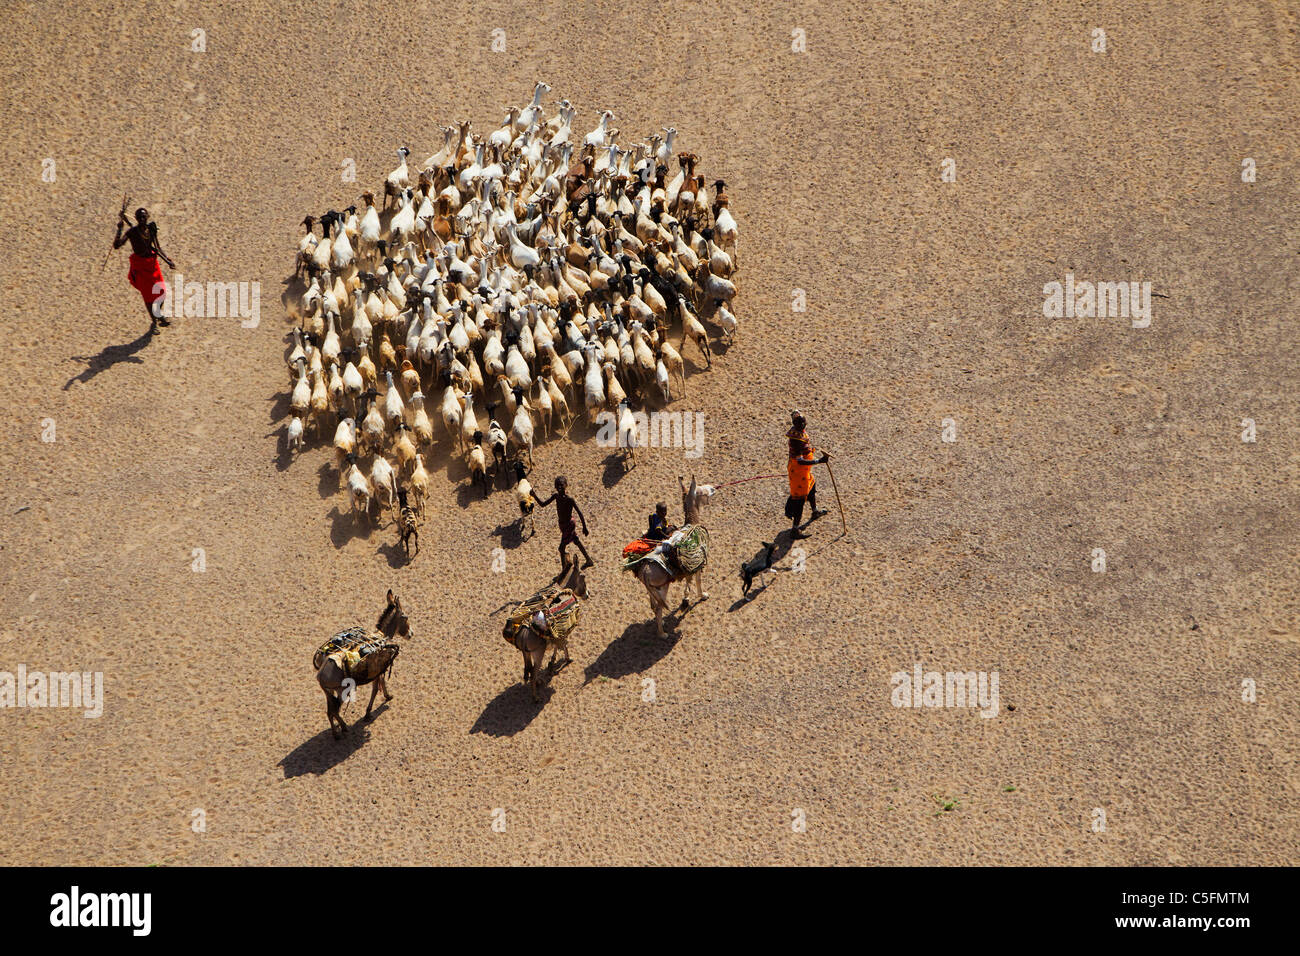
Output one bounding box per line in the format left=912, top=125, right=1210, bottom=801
left=622, top=524, right=709, bottom=636
left=314, top=589, right=412, bottom=739
left=502, top=559, right=590, bottom=701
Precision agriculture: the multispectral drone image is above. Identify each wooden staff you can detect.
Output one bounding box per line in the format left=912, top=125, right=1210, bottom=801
left=822, top=455, right=847, bottom=535
left=101, top=193, right=129, bottom=272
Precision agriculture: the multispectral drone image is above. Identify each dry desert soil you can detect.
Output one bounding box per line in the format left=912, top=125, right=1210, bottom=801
left=1, top=0, right=1298, bottom=864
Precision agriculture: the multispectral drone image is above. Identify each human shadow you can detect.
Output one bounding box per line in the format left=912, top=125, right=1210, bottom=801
left=62, top=326, right=155, bottom=390
left=469, top=682, right=549, bottom=737
left=279, top=720, right=373, bottom=777
left=583, top=619, right=683, bottom=683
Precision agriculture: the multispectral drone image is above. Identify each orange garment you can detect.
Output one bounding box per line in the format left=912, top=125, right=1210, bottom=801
left=787, top=426, right=816, bottom=498
left=622, top=538, right=656, bottom=560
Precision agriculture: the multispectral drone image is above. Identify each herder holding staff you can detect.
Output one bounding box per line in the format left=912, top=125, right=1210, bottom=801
left=113, top=207, right=175, bottom=333
left=785, top=409, right=830, bottom=539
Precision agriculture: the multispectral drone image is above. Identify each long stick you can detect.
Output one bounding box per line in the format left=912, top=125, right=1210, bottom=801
left=101, top=193, right=129, bottom=273
left=714, top=473, right=783, bottom=489
left=823, top=459, right=847, bottom=535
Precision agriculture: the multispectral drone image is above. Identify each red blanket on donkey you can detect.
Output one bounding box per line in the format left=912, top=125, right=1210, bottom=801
left=128, top=253, right=166, bottom=306
left=622, top=538, right=656, bottom=560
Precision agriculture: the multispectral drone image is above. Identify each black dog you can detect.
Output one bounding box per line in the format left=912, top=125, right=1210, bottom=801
left=740, top=542, right=776, bottom=595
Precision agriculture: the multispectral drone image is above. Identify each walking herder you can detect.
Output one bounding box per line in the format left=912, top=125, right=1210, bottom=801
left=113, top=207, right=175, bottom=332
left=785, top=409, right=830, bottom=539
left=537, top=476, right=595, bottom=570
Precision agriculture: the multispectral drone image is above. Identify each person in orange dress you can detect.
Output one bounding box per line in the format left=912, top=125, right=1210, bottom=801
left=786, top=409, right=829, bottom=539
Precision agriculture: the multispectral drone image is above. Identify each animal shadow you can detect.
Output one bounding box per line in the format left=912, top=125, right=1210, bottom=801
left=376, top=540, right=410, bottom=568
left=583, top=619, right=682, bottom=683
left=726, top=526, right=840, bottom=609
left=279, top=722, right=371, bottom=777
left=270, top=422, right=314, bottom=473
left=600, top=452, right=631, bottom=488
left=728, top=581, right=772, bottom=611
left=266, top=388, right=291, bottom=426
left=316, top=461, right=340, bottom=498
left=455, top=477, right=489, bottom=508
left=470, top=683, right=548, bottom=736
left=63, top=327, right=156, bottom=390
left=491, top=520, right=529, bottom=550
left=328, top=505, right=377, bottom=548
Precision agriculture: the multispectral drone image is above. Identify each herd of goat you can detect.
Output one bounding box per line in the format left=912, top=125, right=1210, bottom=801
left=283, top=82, right=740, bottom=541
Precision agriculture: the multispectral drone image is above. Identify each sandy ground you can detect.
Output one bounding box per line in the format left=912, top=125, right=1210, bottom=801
left=1, top=1, right=1297, bottom=865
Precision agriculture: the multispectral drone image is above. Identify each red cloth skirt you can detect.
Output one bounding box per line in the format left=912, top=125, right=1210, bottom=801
left=128, top=254, right=166, bottom=304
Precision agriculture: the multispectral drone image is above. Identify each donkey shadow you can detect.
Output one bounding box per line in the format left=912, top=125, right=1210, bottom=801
left=279, top=717, right=378, bottom=777
left=583, top=619, right=683, bottom=683
left=62, top=327, right=156, bottom=390
left=470, top=683, right=549, bottom=737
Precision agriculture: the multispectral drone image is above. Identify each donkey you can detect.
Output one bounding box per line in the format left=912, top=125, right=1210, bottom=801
left=678, top=474, right=715, bottom=526
left=316, top=590, right=412, bottom=739
left=631, top=553, right=707, bottom=637
left=503, top=560, right=590, bottom=701
left=629, top=524, right=709, bottom=637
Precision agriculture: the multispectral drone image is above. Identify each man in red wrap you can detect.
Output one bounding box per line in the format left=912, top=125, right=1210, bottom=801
left=113, top=208, right=175, bottom=332
left=786, top=409, right=829, bottom=539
